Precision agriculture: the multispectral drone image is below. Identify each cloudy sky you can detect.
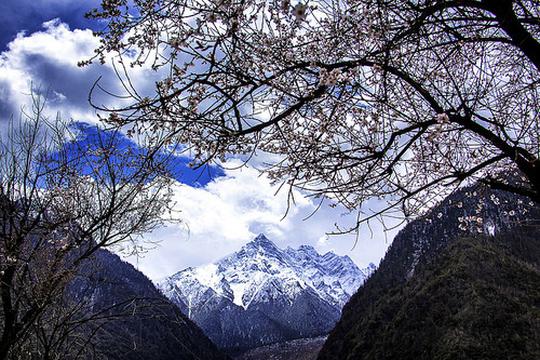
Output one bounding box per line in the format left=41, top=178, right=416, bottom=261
left=0, top=0, right=399, bottom=280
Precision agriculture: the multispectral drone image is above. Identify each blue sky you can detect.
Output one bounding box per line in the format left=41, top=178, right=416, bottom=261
left=0, top=0, right=223, bottom=187
left=68, top=122, right=224, bottom=187
left=0, top=0, right=396, bottom=280
left=0, top=0, right=101, bottom=50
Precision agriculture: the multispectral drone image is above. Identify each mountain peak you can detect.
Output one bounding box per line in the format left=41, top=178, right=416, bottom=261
left=254, top=233, right=270, bottom=241
left=159, top=233, right=374, bottom=350
left=249, top=233, right=277, bottom=248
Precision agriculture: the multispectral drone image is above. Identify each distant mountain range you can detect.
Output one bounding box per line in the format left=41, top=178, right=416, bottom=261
left=158, top=234, right=375, bottom=351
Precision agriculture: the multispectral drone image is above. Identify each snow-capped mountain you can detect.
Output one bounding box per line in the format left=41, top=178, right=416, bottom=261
left=158, top=234, right=375, bottom=350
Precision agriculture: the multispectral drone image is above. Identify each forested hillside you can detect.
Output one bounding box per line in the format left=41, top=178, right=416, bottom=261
left=319, top=187, right=540, bottom=360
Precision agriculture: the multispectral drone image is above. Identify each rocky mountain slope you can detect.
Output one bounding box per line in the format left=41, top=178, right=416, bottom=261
left=68, top=249, right=230, bottom=360
left=0, top=196, right=228, bottom=360
left=318, top=185, right=540, bottom=360
left=158, top=234, right=375, bottom=351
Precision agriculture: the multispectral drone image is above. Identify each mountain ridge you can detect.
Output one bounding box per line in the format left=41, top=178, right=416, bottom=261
left=68, top=249, right=230, bottom=360
left=159, top=234, right=375, bottom=351
left=318, top=184, right=540, bottom=360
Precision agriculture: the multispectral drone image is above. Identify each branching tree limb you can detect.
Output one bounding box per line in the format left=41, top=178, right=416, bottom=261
left=0, top=93, right=176, bottom=359
left=86, top=0, right=540, bottom=225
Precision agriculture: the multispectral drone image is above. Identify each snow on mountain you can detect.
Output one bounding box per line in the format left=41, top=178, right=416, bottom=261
left=158, top=234, right=375, bottom=350
left=161, top=234, right=373, bottom=310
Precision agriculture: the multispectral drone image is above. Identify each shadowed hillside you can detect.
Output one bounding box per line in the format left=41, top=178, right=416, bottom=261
left=69, top=250, right=230, bottom=360
left=319, top=186, right=540, bottom=360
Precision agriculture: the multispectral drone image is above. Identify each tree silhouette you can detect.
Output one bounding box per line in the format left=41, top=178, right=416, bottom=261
left=0, top=93, right=175, bottom=359
left=87, top=0, right=540, bottom=226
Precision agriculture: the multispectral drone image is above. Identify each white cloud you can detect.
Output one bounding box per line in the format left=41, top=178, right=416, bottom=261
left=127, top=162, right=398, bottom=281
left=0, top=21, right=400, bottom=281
left=0, top=20, right=97, bottom=122
left=0, top=19, right=159, bottom=126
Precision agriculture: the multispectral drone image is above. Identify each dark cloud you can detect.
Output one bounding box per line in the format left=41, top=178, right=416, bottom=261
left=0, top=52, right=122, bottom=125
left=20, top=52, right=117, bottom=112
left=0, top=79, right=16, bottom=120
left=0, top=18, right=164, bottom=133
left=0, top=0, right=102, bottom=50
